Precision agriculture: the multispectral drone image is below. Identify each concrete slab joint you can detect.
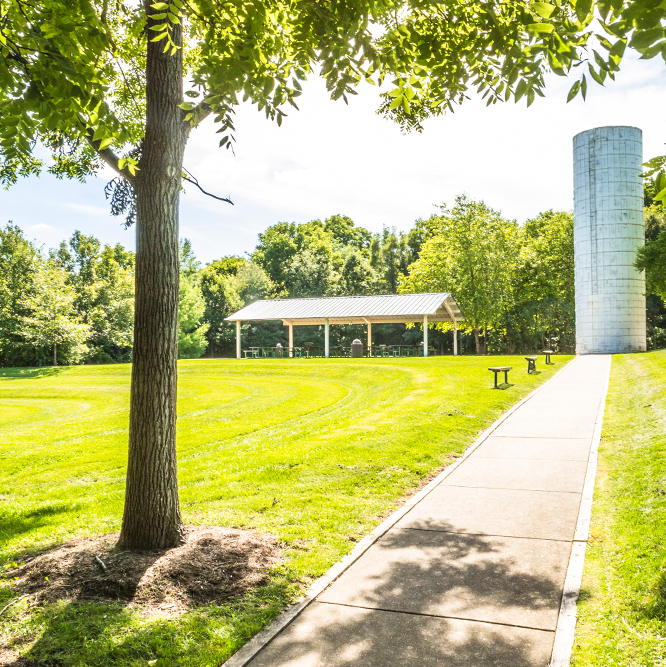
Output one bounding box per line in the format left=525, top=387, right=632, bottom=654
left=224, top=356, right=611, bottom=667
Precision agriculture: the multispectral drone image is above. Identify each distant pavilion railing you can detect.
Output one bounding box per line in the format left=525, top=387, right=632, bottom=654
left=243, top=345, right=439, bottom=359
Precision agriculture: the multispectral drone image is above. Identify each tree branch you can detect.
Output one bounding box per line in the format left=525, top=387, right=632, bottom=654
left=184, top=100, right=213, bottom=127
left=182, top=168, right=233, bottom=205
left=83, top=127, right=136, bottom=181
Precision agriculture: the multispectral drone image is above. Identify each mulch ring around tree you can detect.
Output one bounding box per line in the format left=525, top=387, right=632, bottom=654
left=2, top=526, right=283, bottom=618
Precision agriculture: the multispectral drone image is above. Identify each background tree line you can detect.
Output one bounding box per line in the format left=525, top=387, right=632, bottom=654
left=2, top=191, right=664, bottom=366
left=0, top=224, right=134, bottom=366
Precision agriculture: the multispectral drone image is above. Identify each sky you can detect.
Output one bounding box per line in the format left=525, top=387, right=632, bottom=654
left=2, top=50, right=665, bottom=264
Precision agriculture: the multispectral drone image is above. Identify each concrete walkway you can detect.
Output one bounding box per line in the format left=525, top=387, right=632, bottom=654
left=238, top=355, right=611, bottom=667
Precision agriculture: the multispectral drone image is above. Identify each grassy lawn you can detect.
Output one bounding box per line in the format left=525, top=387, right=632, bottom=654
left=0, top=355, right=566, bottom=666
left=572, top=349, right=666, bottom=666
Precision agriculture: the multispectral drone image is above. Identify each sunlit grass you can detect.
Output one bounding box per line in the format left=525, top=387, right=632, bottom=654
left=0, top=355, right=567, bottom=665
left=572, top=350, right=666, bottom=666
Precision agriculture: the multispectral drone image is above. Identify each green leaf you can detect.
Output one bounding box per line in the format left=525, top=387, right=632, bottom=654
left=609, top=39, right=626, bottom=60
left=151, top=31, right=169, bottom=41
left=598, top=0, right=612, bottom=21
left=639, top=41, right=665, bottom=59
left=630, top=28, right=665, bottom=51
left=98, top=136, right=113, bottom=150
left=654, top=184, right=666, bottom=203
left=593, top=50, right=609, bottom=71
left=567, top=80, right=581, bottom=102
left=515, top=78, right=528, bottom=102
left=572, top=0, right=593, bottom=22
left=178, top=102, right=195, bottom=110
left=526, top=23, right=555, bottom=36
left=656, top=171, right=666, bottom=192
left=588, top=63, right=606, bottom=85
left=92, top=126, right=106, bottom=142
left=532, top=3, right=556, bottom=18
left=641, top=155, right=666, bottom=170
left=581, top=74, right=587, bottom=100
left=389, top=95, right=403, bottom=110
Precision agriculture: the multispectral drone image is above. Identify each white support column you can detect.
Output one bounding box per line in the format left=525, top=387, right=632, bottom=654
left=288, top=322, right=294, bottom=358
left=324, top=318, right=330, bottom=358
left=236, top=320, right=241, bottom=359
left=423, top=314, right=429, bottom=357
left=367, top=322, right=372, bottom=352
left=453, top=320, right=458, bottom=357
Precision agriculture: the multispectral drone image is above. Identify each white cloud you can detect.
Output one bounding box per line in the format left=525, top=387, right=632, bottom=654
left=28, top=223, right=52, bottom=230
left=66, top=203, right=110, bottom=216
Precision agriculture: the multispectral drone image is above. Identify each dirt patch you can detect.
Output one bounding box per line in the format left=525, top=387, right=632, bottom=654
left=2, top=526, right=282, bottom=617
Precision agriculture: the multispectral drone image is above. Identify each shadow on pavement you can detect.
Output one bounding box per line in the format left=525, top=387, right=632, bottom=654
left=249, top=521, right=559, bottom=666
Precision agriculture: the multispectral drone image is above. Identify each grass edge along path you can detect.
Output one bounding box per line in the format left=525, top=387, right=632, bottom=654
left=1, top=356, right=566, bottom=667
left=572, top=349, right=666, bottom=666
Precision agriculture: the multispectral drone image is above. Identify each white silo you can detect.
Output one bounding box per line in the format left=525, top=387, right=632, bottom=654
left=573, top=126, right=646, bottom=354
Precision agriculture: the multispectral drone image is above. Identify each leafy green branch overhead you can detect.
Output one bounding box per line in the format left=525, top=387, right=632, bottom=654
left=3, top=0, right=655, bottom=199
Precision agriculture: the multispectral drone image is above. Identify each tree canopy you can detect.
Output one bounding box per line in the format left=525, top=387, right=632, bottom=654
left=0, top=0, right=639, bottom=197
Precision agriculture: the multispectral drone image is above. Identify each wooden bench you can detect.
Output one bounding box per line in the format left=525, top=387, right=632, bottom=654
left=542, top=350, right=554, bottom=365
left=488, top=366, right=511, bottom=389
left=525, top=356, right=538, bottom=373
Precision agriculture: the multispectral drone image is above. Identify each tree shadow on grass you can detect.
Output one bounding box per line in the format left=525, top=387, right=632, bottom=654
left=495, top=382, right=515, bottom=390
left=247, top=521, right=562, bottom=666
left=3, top=528, right=288, bottom=667
left=0, top=367, right=68, bottom=380
left=6, top=580, right=294, bottom=667
left=0, top=504, right=80, bottom=557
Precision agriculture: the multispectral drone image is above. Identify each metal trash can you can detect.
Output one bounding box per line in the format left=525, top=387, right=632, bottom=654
left=351, top=339, right=363, bottom=358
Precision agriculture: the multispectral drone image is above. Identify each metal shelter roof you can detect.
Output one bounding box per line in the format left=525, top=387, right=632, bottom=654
left=226, top=292, right=464, bottom=326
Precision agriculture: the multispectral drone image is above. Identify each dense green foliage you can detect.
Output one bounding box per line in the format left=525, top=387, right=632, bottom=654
left=0, top=355, right=565, bottom=665
left=53, top=231, right=135, bottom=363
left=635, top=202, right=666, bottom=349
left=572, top=351, right=666, bottom=666
left=636, top=205, right=666, bottom=301
left=0, top=224, right=133, bottom=366
left=403, top=197, right=575, bottom=353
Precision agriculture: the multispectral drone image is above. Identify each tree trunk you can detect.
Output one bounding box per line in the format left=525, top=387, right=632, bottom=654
left=117, top=8, right=188, bottom=550
left=473, top=327, right=481, bottom=354
left=53, top=342, right=57, bottom=366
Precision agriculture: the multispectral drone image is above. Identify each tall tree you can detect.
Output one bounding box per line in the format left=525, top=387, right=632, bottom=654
left=510, top=211, right=575, bottom=352
left=54, top=232, right=135, bottom=363
left=0, top=0, right=615, bottom=548
left=19, top=261, right=91, bottom=365
left=178, top=272, right=209, bottom=358
left=0, top=223, right=41, bottom=367
left=402, top=195, right=520, bottom=354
